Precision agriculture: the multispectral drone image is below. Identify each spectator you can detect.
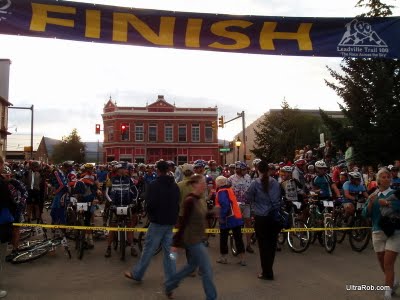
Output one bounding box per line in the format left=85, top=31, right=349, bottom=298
left=125, top=160, right=179, bottom=283
left=245, top=160, right=282, bottom=280
left=164, top=174, right=217, bottom=300
left=214, top=175, right=246, bottom=266
left=345, top=141, right=354, bottom=168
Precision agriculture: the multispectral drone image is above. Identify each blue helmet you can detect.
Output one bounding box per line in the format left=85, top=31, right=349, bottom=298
left=235, top=161, right=247, bottom=170
left=194, top=160, right=206, bottom=168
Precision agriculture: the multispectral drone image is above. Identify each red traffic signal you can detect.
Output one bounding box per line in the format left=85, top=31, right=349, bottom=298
left=95, top=124, right=101, bottom=134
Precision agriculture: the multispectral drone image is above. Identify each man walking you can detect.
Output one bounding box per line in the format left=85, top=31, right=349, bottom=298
left=125, top=160, right=180, bottom=282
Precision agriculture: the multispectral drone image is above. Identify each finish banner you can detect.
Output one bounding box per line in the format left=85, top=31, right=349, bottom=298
left=0, top=0, right=400, bottom=58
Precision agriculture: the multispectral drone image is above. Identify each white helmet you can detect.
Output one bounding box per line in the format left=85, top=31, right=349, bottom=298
left=253, top=158, right=262, bottom=167
left=315, top=160, right=328, bottom=169
left=281, top=166, right=293, bottom=173
left=348, top=172, right=361, bottom=180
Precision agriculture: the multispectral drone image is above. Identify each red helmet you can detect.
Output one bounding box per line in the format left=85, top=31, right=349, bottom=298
left=295, top=159, right=306, bottom=167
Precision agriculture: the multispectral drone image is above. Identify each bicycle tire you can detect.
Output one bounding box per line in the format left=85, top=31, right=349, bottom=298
left=19, top=229, right=33, bottom=242
left=287, top=220, right=310, bottom=253
left=229, top=233, right=239, bottom=257
left=335, top=215, right=347, bottom=244
left=120, top=230, right=126, bottom=261
left=11, top=247, right=50, bottom=264
left=324, top=219, right=337, bottom=253
left=349, top=218, right=371, bottom=252
left=78, top=233, right=85, bottom=260
left=17, top=239, right=44, bottom=252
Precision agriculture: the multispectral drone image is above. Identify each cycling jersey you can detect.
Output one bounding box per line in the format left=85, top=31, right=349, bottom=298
left=313, top=174, right=333, bottom=199
left=342, top=181, right=366, bottom=204
left=108, top=175, right=138, bottom=206
left=205, top=170, right=221, bottom=181
left=227, top=173, right=251, bottom=204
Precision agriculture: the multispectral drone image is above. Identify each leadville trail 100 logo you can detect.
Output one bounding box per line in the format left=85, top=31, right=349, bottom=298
left=337, top=19, right=389, bottom=58
left=0, top=0, right=11, bottom=22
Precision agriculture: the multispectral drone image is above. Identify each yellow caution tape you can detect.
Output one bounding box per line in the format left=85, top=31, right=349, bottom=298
left=12, top=223, right=371, bottom=234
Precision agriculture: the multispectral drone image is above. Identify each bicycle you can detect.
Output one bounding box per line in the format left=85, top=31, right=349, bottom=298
left=10, top=235, right=71, bottom=264
left=74, top=201, right=93, bottom=260
left=348, top=199, right=371, bottom=252
left=109, top=204, right=136, bottom=261
left=285, top=201, right=310, bottom=253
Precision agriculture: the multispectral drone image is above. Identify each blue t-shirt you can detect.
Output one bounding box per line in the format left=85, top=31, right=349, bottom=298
left=342, top=181, right=366, bottom=203
left=313, top=174, right=333, bottom=199
left=391, top=177, right=400, bottom=191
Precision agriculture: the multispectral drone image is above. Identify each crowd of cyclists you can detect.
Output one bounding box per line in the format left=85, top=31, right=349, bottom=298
left=1, top=141, right=399, bottom=261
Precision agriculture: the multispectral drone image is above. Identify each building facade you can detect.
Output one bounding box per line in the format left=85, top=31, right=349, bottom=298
left=0, top=59, right=11, bottom=158
left=102, top=95, right=219, bottom=164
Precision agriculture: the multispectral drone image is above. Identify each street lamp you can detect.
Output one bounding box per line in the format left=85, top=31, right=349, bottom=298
left=235, top=137, right=241, bottom=161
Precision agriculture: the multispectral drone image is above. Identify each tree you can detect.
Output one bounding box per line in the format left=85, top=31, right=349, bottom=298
left=322, top=0, right=400, bottom=166
left=52, top=129, right=86, bottom=163
left=251, top=101, right=323, bottom=162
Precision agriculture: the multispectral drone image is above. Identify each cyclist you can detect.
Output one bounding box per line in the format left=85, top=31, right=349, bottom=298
left=342, top=172, right=368, bottom=225
left=312, top=160, right=341, bottom=206
left=292, top=159, right=308, bottom=194
left=205, top=160, right=221, bottom=180
left=304, top=164, right=316, bottom=192
left=280, top=166, right=306, bottom=219
left=2, top=166, right=28, bottom=261
left=104, top=162, right=139, bottom=258
left=73, top=163, right=99, bottom=248
left=167, top=161, right=176, bottom=178
left=23, top=160, right=43, bottom=223
left=228, top=161, right=253, bottom=253
left=49, top=162, right=69, bottom=225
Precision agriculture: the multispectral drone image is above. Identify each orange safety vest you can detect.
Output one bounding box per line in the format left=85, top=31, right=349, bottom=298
left=215, top=188, right=242, bottom=219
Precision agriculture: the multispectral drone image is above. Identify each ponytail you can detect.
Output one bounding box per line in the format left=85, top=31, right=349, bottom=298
left=257, top=160, right=270, bottom=192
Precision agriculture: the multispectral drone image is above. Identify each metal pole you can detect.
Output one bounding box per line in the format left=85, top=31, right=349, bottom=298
left=242, top=111, right=246, bottom=163
left=237, top=146, right=240, bottom=161
left=30, top=105, right=34, bottom=159
left=97, top=139, right=99, bottom=164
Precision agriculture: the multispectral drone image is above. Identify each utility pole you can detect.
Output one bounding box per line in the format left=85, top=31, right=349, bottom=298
left=9, top=105, right=34, bottom=159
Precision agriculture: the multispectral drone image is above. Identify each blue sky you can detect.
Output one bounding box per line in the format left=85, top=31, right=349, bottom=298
left=2, top=0, right=399, bottom=143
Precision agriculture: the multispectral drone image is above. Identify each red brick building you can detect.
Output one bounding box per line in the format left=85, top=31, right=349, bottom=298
left=102, top=95, right=219, bottom=164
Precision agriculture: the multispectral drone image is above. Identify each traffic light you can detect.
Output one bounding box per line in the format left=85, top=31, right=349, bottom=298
left=218, top=116, right=224, bottom=128
left=121, top=124, right=128, bottom=139
left=211, top=121, right=217, bottom=130
left=95, top=124, right=101, bottom=134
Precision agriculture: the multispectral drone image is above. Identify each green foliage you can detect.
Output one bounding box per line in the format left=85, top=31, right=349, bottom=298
left=251, top=101, right=323, bottom=162
left=52, top=129, right=86, bottom=163
left=322, top=0, right=400, bottom=166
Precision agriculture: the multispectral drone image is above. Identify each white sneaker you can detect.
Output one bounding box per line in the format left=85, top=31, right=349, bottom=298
left=384, top=289, right=392, bottom=300
left=0, top=290, right=7, bottom=298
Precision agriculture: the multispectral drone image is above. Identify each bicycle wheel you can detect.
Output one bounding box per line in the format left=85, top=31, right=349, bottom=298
left=287, top=220, right=310, bottom=253
left=349, top=217, right=371, bottom=252
left=334, top=214, right=347, bottom=244
left=229, top=232, right=239, bottom=256
left=19, top=229, right=33, bottom=242
left=324, top=219, right=337, bottom=253
left=119, top=230, right=126, bottom=261
left=78, top=232, right=85, bottom=260
left=17, top=239, right=44, bottom=252
left=11, top=247, right=50, bottom=264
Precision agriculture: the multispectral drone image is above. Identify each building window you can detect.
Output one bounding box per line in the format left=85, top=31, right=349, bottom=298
left=121, top=123, right=130, bottom=141
left=205, top=124, right=213, bottom=142
left=177, top=155, right=187, bottom=165
left=135, top=124, right=144, bottom=141
left=178, top=124, right=186, bottom=142
left=165, top=124, right=173, bottom=143
left=149, top=124, right=157, bottom=142
left=192, top=124, right=200, bottom=142
left=107, top=126, right=114, bottom=142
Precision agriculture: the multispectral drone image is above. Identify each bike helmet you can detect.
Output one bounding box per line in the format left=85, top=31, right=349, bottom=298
left=253, top=158, right=262, bottom=167
left=295, top=159, right=306, bottom=167
left=167, top=160, right=175, bottom=167
left=194, top=159, right=206, bottom=168
left=315, top=160, right=328, bottom=169
left=235, top=161, right=247, bottom=170
left=2, top=166, right=11, bottom=175
left=62, top=160, right=74, bottom=168
left=83, top=163, right=94, bottom=170
left=348, top=172, right=361, bottom=180
left=281, top=166, right=293, bottom=173
left=208, top=160, right=216, bottom=166
left=307, top=164, right=315, bottom=170
left=229, top=163, right=235, bottom=168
